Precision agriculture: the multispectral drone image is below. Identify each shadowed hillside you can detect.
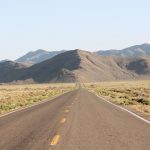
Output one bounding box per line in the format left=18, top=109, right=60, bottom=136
left=126, top=58, right=150, bottom=75
left=0, top=61, right=29, bottom=83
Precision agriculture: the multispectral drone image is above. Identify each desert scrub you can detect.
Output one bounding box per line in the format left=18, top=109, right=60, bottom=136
left=0, top=83, right=75, bottom=115
left=85, top=81, right=150, bottom=114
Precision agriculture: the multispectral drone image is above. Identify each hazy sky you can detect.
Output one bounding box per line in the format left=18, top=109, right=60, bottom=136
left=0, top=0, right=150, bottom=60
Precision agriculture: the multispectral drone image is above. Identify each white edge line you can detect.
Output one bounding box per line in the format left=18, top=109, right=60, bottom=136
left=89, top=91, right=150, bottom=125
left=0, top=90, right=72, bottom=118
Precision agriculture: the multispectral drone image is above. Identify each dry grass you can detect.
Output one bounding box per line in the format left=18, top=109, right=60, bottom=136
left=0, top=83, right=75, bottom=115
left=85, top=80, right=150, bottom=114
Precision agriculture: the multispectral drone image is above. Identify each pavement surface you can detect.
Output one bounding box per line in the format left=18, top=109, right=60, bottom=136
left=0, top=88, right=150, bottom=150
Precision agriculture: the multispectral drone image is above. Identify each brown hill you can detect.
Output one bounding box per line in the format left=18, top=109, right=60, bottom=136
left=0, top=50, right=150, bottom=83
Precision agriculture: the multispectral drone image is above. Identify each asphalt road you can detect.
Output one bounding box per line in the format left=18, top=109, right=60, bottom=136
left=0, top=88, right=150, bottom=150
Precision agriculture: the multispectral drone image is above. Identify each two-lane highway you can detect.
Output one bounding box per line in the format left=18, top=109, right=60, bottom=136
left=0, top=88, right=150, bottom=150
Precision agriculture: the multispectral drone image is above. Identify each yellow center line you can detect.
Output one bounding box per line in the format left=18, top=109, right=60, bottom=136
left=50, top=134, right=60, bottom=146
left=64, top=109, right=69, bottom=113
left=60, top=118, right=66, bottom=123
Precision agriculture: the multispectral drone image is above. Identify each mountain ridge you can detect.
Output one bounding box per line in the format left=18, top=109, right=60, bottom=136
left=96, top=43, right=150, bottom=57
left=0, top=49, right=150, bottom=83
left=13, top=43, right=150, bottom=65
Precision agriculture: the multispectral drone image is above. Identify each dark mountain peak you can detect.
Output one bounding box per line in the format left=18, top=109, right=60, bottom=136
left=50, top=49, right=88, bottom=62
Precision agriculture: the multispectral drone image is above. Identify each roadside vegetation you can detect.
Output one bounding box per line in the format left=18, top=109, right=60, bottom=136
left=85, top=81, right=150, bottom=115
left=0, top=83, right=75, bottom=115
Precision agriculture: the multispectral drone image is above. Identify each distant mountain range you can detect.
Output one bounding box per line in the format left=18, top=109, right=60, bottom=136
left=96, top=43, right=150, bottom=57
left=0, top=48, right=150, bottom=83
left=16, top=49, right=65, bottom=64
left=12, top=43, right=150, bottom=65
